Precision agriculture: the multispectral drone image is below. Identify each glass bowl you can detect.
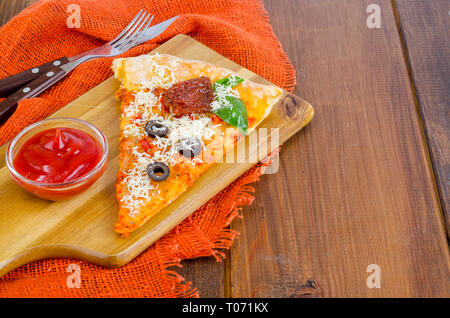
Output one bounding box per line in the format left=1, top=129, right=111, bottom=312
left=6, top=117, right=108, bottom=201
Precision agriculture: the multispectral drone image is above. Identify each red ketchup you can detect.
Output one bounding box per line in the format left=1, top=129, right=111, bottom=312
left=12, top=127, right=105, bottom=200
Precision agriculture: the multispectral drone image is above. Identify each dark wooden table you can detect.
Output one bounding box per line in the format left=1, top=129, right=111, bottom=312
left=1, top=0, right=449, bottom=297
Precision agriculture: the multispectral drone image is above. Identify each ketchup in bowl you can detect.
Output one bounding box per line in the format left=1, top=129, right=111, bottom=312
left=13, top=128, right=102, bottom=184
left=6, top=118, right=108, bottom=201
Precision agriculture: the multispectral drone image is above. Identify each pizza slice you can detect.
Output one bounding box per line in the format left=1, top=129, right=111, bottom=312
left=112, top=53, right=283, bottom=237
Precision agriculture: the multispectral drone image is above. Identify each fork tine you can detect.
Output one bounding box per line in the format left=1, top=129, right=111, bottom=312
left=113, top=12, right=149, bottom=49
left=118, top=15, right=154, bottom=52
left=130, top=15, right=154, bottom=43
left=109, top=10, right=144, bottom=46
left=116, top=13, right=153, bottom=51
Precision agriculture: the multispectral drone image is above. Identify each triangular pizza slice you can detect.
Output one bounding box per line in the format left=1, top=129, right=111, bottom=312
left=112, top=53, right=283, bottom=236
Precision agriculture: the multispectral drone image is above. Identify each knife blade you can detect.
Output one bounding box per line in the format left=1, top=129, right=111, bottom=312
left=136, top=15, right=178, bottom=45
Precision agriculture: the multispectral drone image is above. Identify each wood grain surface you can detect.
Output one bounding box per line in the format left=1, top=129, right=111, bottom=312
left=0, top=0, right=34, bottom=25
left=228, top=0, right=449, bottom=298
left=0, top=0, right=449, bottom=298
left=394, top=0, right=450, bottom=234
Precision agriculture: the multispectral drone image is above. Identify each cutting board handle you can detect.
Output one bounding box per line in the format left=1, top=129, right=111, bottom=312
left=272, top=92, right=314, bottom=138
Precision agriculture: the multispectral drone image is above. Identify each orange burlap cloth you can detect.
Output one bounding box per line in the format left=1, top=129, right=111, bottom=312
left=0, top=0, right=295, bottom=297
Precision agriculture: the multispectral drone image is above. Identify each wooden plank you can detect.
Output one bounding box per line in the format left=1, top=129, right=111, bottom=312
left=228, top=0, right=450, bottom=297
left=394, top=0, right=450, bottom=234
left=0, top=0, right=34, bottom=25
left=178, top=258, right=225, bottom=298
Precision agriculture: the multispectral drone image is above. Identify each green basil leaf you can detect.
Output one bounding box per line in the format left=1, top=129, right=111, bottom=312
left=212, top=76, right=244, bottom=90
left=214, top=96, right=248, bottom=135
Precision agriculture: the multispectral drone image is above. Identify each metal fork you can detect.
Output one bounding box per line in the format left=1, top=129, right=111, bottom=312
left=67, top=10, right=154, bottom=70
left=0, top=10, right=154, bottom=123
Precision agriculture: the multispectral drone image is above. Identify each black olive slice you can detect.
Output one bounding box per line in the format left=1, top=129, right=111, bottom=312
left=146, top=162, right=170, bottom=181
left=176, top=137, right=202, bottom=158
left=145, top=120, right=169, bottom=138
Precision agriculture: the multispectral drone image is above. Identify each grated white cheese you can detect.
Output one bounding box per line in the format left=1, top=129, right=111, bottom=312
left=121, top=146, right=158, bottom=217
left=118, top=56, right=223, bottom=217
left=210, top=76, right=243, bottom=112
left=122, top=90, right=160, bottom=138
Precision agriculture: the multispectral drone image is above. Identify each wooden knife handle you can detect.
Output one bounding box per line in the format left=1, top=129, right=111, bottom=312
left=0, top=67, right=68, bottom=124
left=0, top=57, right=69, bottom=97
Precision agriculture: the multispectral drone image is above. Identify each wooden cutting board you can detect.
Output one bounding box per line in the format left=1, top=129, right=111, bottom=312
left=0, top=34, right=313, bottom=278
